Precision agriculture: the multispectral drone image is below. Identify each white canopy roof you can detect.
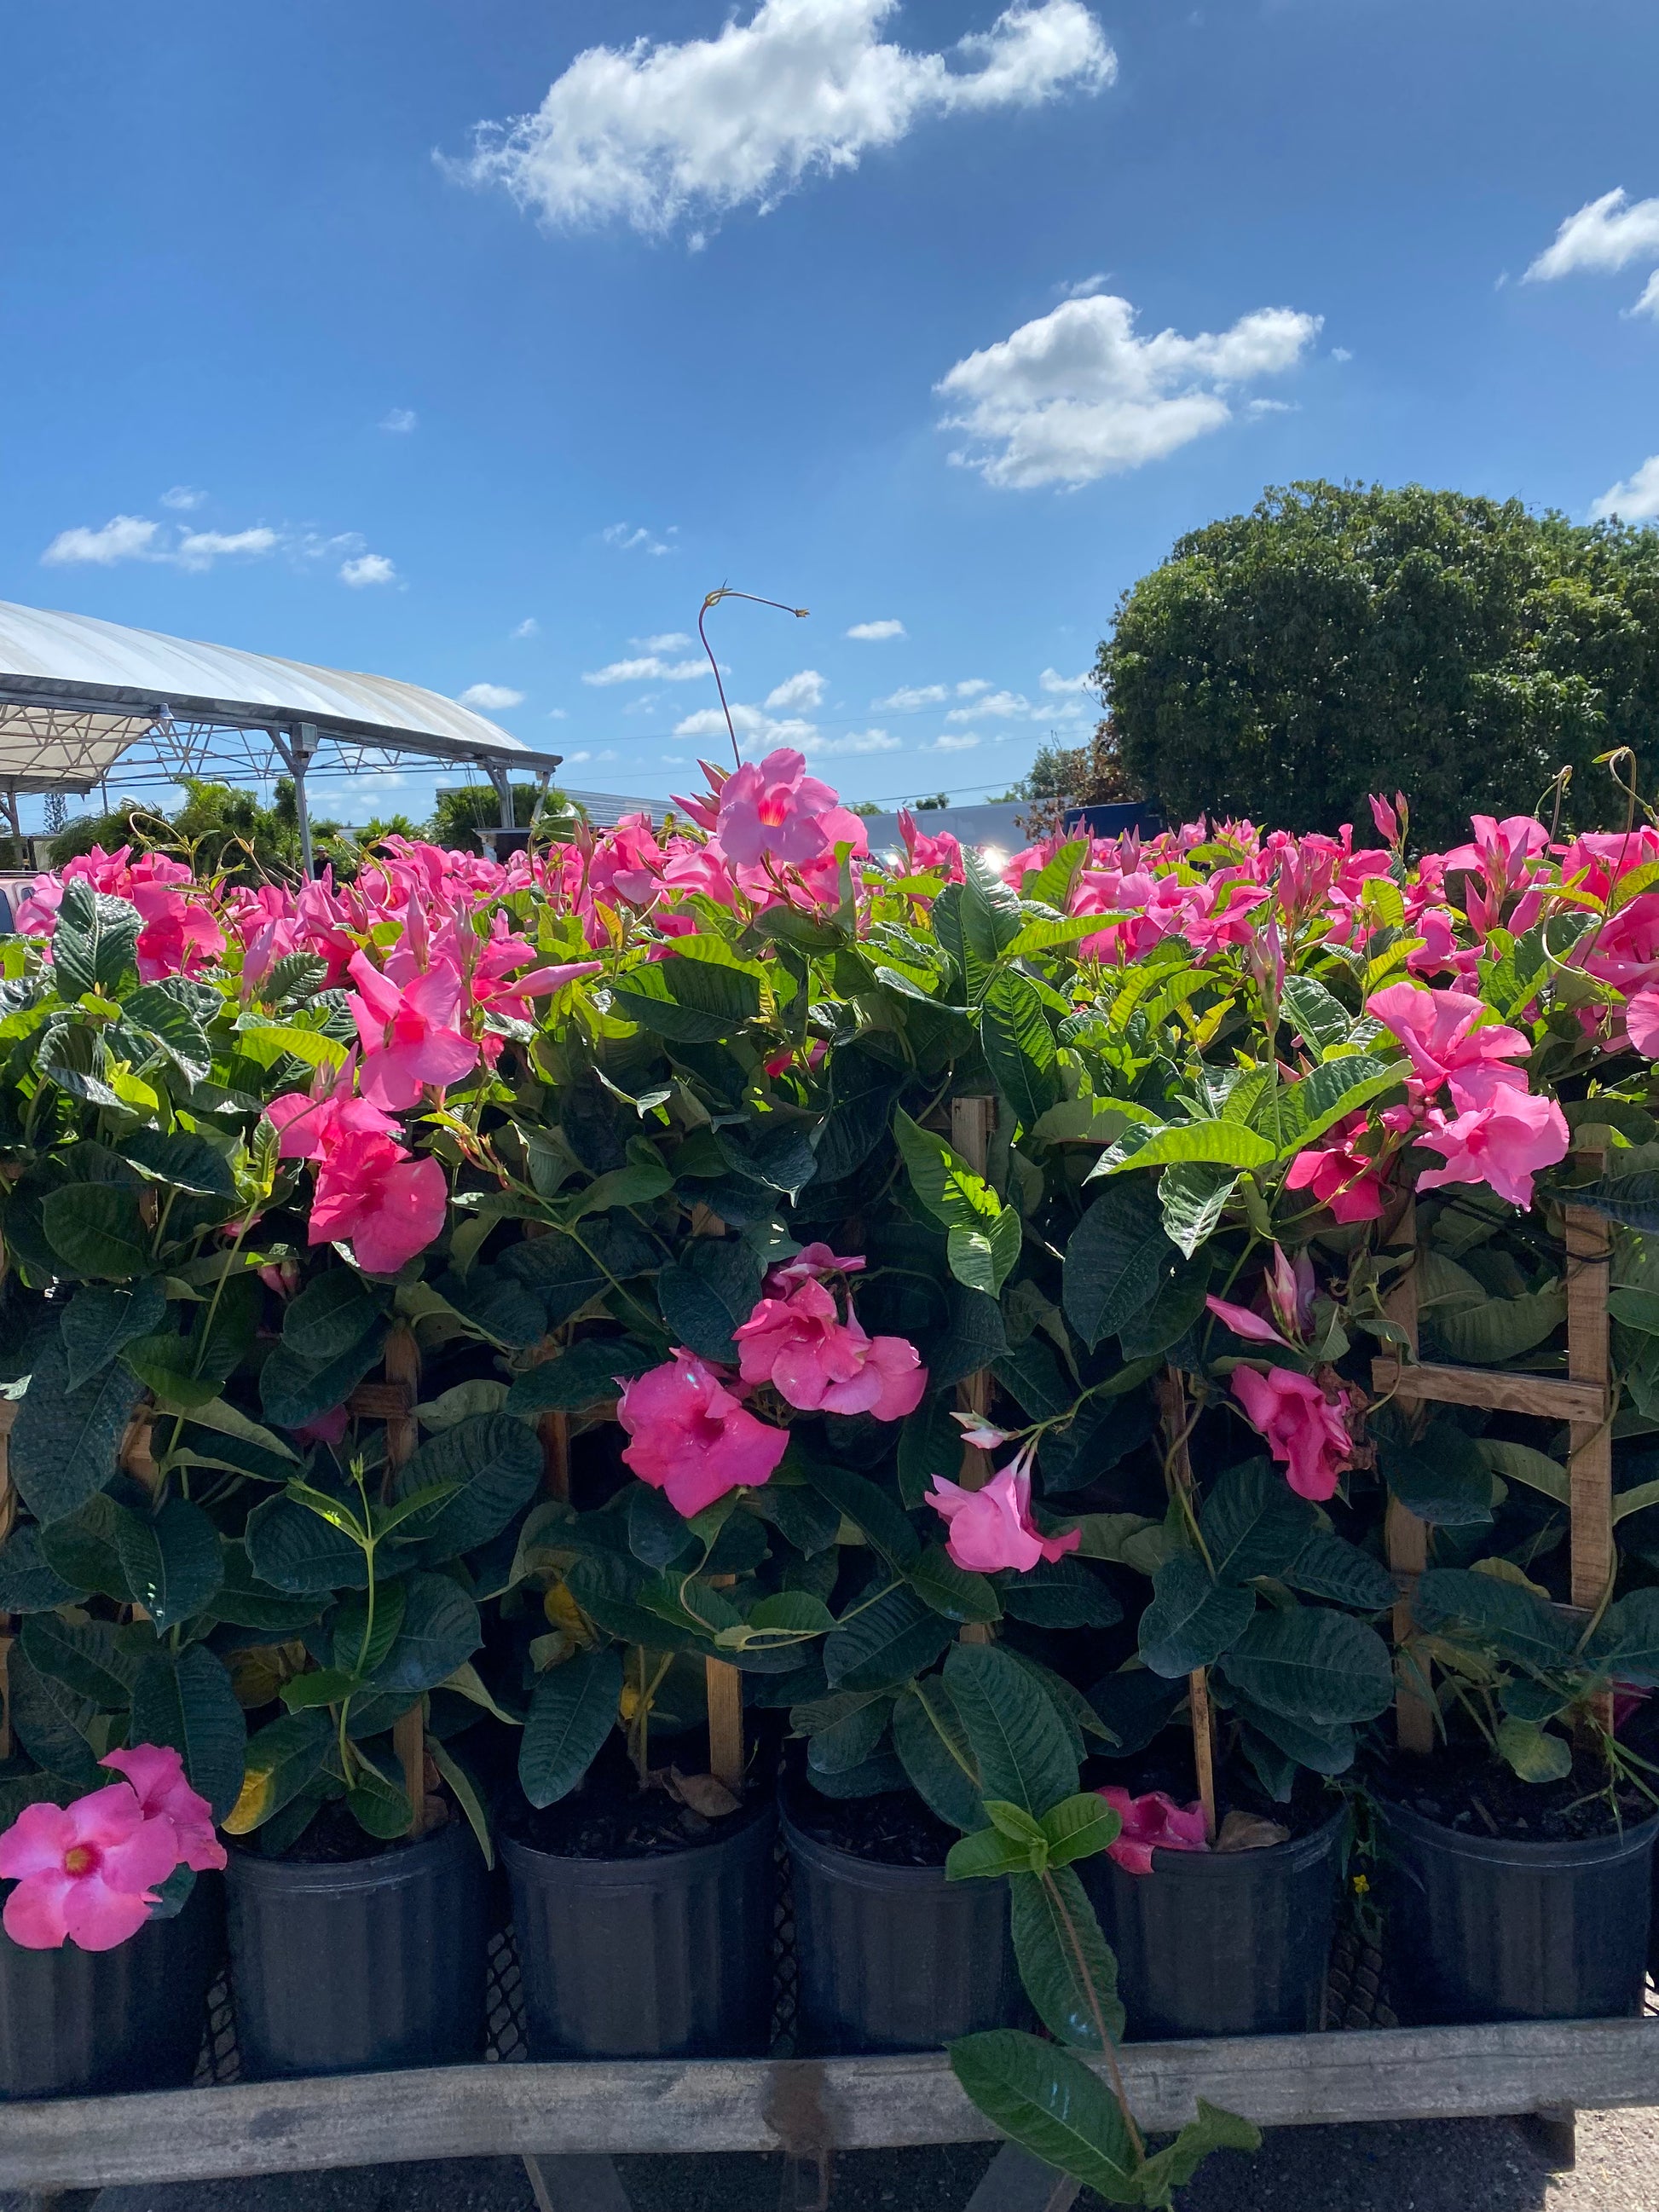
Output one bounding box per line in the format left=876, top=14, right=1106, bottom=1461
left=0, top=599, right=562, bottom=794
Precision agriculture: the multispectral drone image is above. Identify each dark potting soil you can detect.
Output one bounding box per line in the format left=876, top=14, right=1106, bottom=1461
left=500, top=1747, right=770, bottom=1863
left=1369, top=1746, right=1657, bottom=1844
left=786, top=1782, right=961, bottom=1868
left=1089, top=1741, right=1336, bottom=1844
left=257, top=1796, right=441, bottom=1865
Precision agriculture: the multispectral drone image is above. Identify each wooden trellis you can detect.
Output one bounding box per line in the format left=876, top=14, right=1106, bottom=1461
left=1371, top=1163, right=1615, bottom=1748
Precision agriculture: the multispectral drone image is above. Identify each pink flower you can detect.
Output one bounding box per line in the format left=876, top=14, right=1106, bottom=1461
left=733, top=1279, right=926, bottom=1421
left=1414, top=1086, right=1569, bottom=1210
left=709, top=749, right=870, bottom=872
left=762, top=1243, right=867, bottom=1293
left=617, top=1350, right=789, bottom=1518
left=132, top=883, right=226, bottom=982
left=1282, top=1114, right=1390, bottom=1222
left=1096, top=1788, right=1210, bottom=1876
left=1205, top=1295, right=1293, bottom=1348
left=898, top=810, right=965, bottom=881
left=1367, top=983, right=1530, bottom=1108
left=347, top=952, right=478, bottom=1111
left=1368, top=792, right=1407, bottom=846
left=1229, top=1366, right=1351, bottom=1502
left=0, top=1782, right=181, bottom=1950
left=100, top=1746, right=225, bottom=1874
left=1627, top=987, right=1659, bottom=1058
left=310, top=1130, right=448, bottom=1276
left=926, top=1447, right=1082, bottom=1574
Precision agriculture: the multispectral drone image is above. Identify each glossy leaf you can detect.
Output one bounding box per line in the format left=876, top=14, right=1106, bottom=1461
left=945, top=1640, right=1078, bottom=1818
left=947, top=2030, right=1138, bottom=2201
left=1138, top=1551, right=1256, bottom=1678
left=519, top=1648, right=624, bottom=1807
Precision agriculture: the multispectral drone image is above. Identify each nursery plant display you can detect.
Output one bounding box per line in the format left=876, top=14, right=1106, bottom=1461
left=3, top=751, right=1659, bottom=2193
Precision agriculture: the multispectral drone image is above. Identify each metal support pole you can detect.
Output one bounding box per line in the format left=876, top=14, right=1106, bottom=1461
left=273, top=725, right=319, bottom=880
left=487, top=759, right=515, bottom=833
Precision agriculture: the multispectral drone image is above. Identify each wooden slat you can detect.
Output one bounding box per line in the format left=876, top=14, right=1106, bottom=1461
left=1564, top=1191, right=1614, bottom=1613
left=345, top=1383, right=413, bottom=1419
left=7, top=2023, right=1659, bottom=2189
left=1370, top=1358, right=1604, bottom=1424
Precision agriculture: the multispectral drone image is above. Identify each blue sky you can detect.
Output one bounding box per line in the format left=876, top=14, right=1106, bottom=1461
left=3, top=0, right=1658, bottom=828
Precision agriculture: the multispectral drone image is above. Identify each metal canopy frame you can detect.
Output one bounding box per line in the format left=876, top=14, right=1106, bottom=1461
left=0, top=650, right=562, bottom=878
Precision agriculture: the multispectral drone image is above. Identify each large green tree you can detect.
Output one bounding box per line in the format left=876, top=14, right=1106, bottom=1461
left=1098, top=481, right=1659, bottom=846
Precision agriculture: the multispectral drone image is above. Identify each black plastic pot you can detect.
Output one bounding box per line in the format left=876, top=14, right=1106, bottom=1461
left=1083, top=1808, right=1344, bottom=2041
left=0, top=1871, right=222, bottom=2100
left=227, top=1817, right=488, bottom=2079
left=783, top=1804, right=1022, bottom=2054
left=1375, top=1798, right=1659, bottom=2025
left=504, top=1799, right=776, bottom=2059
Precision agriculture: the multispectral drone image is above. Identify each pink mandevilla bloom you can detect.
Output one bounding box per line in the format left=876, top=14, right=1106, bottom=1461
left=763, top=1242, right=867, bottom=1293
left=0, top=1782, right=180, bottom=1950
left=1205, top=1294, right=1293, bottom=1349
left=101, top=1746, right=226, bottom=1874
left=732, top=1279, right=926, bottom=1421
left=1228, top=1366, right=1352, bottom=1502
left=1283, top=1114, right=1390, bottom=1223
left=1096, top=1788, right=1210, bottom=1876
left=711, top=749, right=870, bottom=871
left=1415, top=1087, right=1569, bottom=1210
left=617, top=1349, right=789, bottom=1518
left=926, top=1447, right=1081, bottom=1574
left=347, top=951, right=478, bottom=1112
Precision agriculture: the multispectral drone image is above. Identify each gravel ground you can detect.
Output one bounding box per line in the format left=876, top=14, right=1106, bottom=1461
left=16, top=2107, right=1653, bottom=2212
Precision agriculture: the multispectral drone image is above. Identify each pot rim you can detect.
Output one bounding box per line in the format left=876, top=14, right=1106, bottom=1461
left=1116, top=1800, right=1348, bottom=1881
left=502, top=1794, right=776, bottom=1881
left=780, top=1805, right=967, bottom=1889
left=228, top=1811, right=474, bottom=1891
left=1374, top=1793, right=1659, bottom=1868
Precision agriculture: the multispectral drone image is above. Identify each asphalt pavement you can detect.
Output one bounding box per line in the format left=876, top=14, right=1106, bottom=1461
left=14, top=2107, right=1653, bottom=2212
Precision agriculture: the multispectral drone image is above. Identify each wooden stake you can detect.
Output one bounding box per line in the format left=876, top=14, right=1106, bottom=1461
left=1158, top=1366, right=1216, bottom=1842
left=691, top=1210, right=748, bottom=1789
left=1382, top=1199, right=1435, bottom=1755
left=1565, top=1155, right=1615, bottom=1736
left=382, top=1326, right=430, bottom=1837
left=951, top=1095, right=1000, bottom=1644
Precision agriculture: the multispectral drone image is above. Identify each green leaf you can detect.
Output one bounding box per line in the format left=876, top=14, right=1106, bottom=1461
left=118, top=984, right=213, bottom=1085
left=1000, top=1557, right=1123, bottom=1630
left=1267, top=1055, right=1402, bottom=1158
left=893, top=1109, right=1022, bottom=1297
left=130, top=1645, right=248, bottom=1820
left=1280, top=974, right=1354, bottom=1057
left=656, top=1238, right=766, bottom=1363
left=945, top=1640, right=1078, bottom=1819
left=1199, top=1459, right=1315, bottom=1585
left=1219, top=1607, right=1396, bottom=1727
left=60, top=1279, right=167, bottom=1391
left=1118, top=1253, right=1211, bottom=1360
left=282, top=1270, right=384, bottom=1362
left=1094, top=1121, right=1275, bottom=1175
left=428, top=1737, right=494, bottom=1869
left=1158, top=1164, right=1240, bottom=1260
left=232, top=1022, right=348, bottom=1074
left=1431, top=1287, right=1567, bottom=1366
left=11, top=1334, right=142, bottom=1525
left=224, top=1708, right=333, bottom=1833
left=8, top=1649, right=101, bottom=1786
left=805, top=1693, right=893, bottom=1775
left=1379, top=1422, right=1494, bottom=1528
left=892, top=1680, right=984, bottom=1831
left=37, top=1490, right=132, bottom=1601
left=53, top=880, right=140, bottom=997
left=123, top=1129, right=236, bottom=1198
left=346, top=1765, right=414, bottom=1840
left=823, top=1583, right=953, bottom=1693
left=1283, top=1530, right=1396, bottom=1611
left=390, top=1414, right=542, bottom=1561
left=1009, top=1866, right=1125, bottom=2048
left=259, top=1321, right=388, bottom=1429
left=947, top=2030, right=1138, bottom=2202
left=1063, top=1181, right=1173, bottom=1349
left=910, top=1543, right=1003, bottom=1625
left=371, top=1572, right=482, bottom=1693
left=506, top=1338, right=657, bottom=1415
left=1136, top=2101, right=1262, bottom=2203
left=799, top=1459, right=920, bottom=1570
left=945, top=1825, right=1039, bottom=1879
left=114, top=1496, right=224, bottom=1631
left=612, top=955, right=761, bottom=1041
left=0, top=1524, right=84, bottom=1612
left=1473, top=1439, right=1570, bottom=1506
left=981, top=971, right=1061, bottom=1127
left=519, top=1648, right=624, bottom=1806
left=1413, top=1567, right=1577, bottom=1669
left=1570, top=1172, right=1659, bottom=1232
left=245, top=1486, right=371, bottom=1594
left=1585, top=1587, right=1659, bottom=1684
left=41, top=1183, right=152, bottom=1279
left=946, top=1210, right=1023, bottom=1299
left=747, top=1591, right=838, bottom=1633
left=1139, top=1551, right=1256, bottom=1677
left=20, top=1611, right=136, bottom=1708
left=1494, top=1716, right=1574, bottom=1783
left=1040, top=1793, right=1121, bottom=1868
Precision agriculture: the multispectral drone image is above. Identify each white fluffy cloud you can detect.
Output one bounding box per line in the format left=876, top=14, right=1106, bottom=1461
left=458, top=682, right=526, bottom=710
left=672, top=699, right=896, bottom=758
left=453, top=0, right=1113, bottom=240
left=764, top=668, right=826, bottom=710
left=635, top=631, right=692, bottom=651
left=847, top=617, right=906, bottom=640
left=1040, top=666, right=1092, bottom=693
left=928, top=733, right=981, bottom=752
left=42, top=516, right=163, bottom=566
left=584, top=654, right=709, bottom=685
left=1527, top=189, right=1659, bottom=280
left=339, top=552, right=397, bottom=587
left=379, top=407, right=419, bottom=433
left=1632, top=273, right=1659, bottom=321
left=159, top=485, right=205, bottom=511
left=176, top=527, right=280, bottom=571
left=947, top=689, right=1031, bottom=721
left=603, top=523, right=675, bottom=555
left=876, top=683, right=949, bottom=708
left=564, top=749, right=620, bottom=766
left=512, top=617, right=540, bottom=638
left=1591, top=456, right=1659, bottom=523
left=937, top=292, right=1321, bottom=488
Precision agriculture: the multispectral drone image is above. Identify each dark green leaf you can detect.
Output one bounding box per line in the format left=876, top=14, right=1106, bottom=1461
left=8, top=1649, right=101, bottom=1785
left=53, top=879, right=140, bottom=996
left=114, top=1495, right=223, bottom=1631
left=11, top=1334, right=142, bottom=1524
left=130, top=1645, right=247, bottom=1820
left=41, top=1183, right=152, bottom=1279
left=799, top=1459, right=920, bottom=1570
left=20, top=1611, right=136, bottom=1708
left=1200, top=1459, right=1315, bottom=1585
left=1009, top=1867, right=1125, bottom=2048
left=656, top=1238, right=765, bottom=1363
left=225, top=1708, right=333, bottom=1833
left=245, top=1487, right=370, bottom=1593
left=1063, top=1182, right=1173, bottom=1349
left=371, top=1573, right=482, bottom=1693
left=1139, top=1551, right=1256, bottom=1677
left=945, top=1641, right=1078, bottom=1818
left=910, top=1543, right=1003, bottom=1624
left=823, top=1584, right=953, bottom=1693
left=1587, top=1588, right=1659, bottom=1684
left=37, top=1489, right=131, bottom=1601
left=519, top=1648, right=624, bottom=1806
left=947, top=2030, right=1138, bottom=2203
left=1413, top=1567, right=1578, bottom=1670
left=1379, top=1420, right=1494, bottom=1528
left=391, top=1415, right=542, bottom=1562
left=259, top=1322, right=387, bottom=1429
left=1219, top=1607, right=1395, bottom=1726
left=806, top=1693, right=893, bottom=1774
left=612, top=956, right=760, bottom=1042
left=1283, top=1530, right=1396, bottom=1611
left=346, top=1767, right=414, bottom=1840
left=123, top=1129, right=235, bottom=1198
left=0, top=1523, right=84, bottom=1611
left=892, top=1680, right=984, bottom=1831
left=281, top=1270, right=384, bottom=1364
left=118, top=984, right=213, bottom=1086
left=1000, top=1556, right=1123, bottom=1629
left=506, top=1338, right=656, bottom=1415
left=61, top=1279, right=167, bottom=1391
